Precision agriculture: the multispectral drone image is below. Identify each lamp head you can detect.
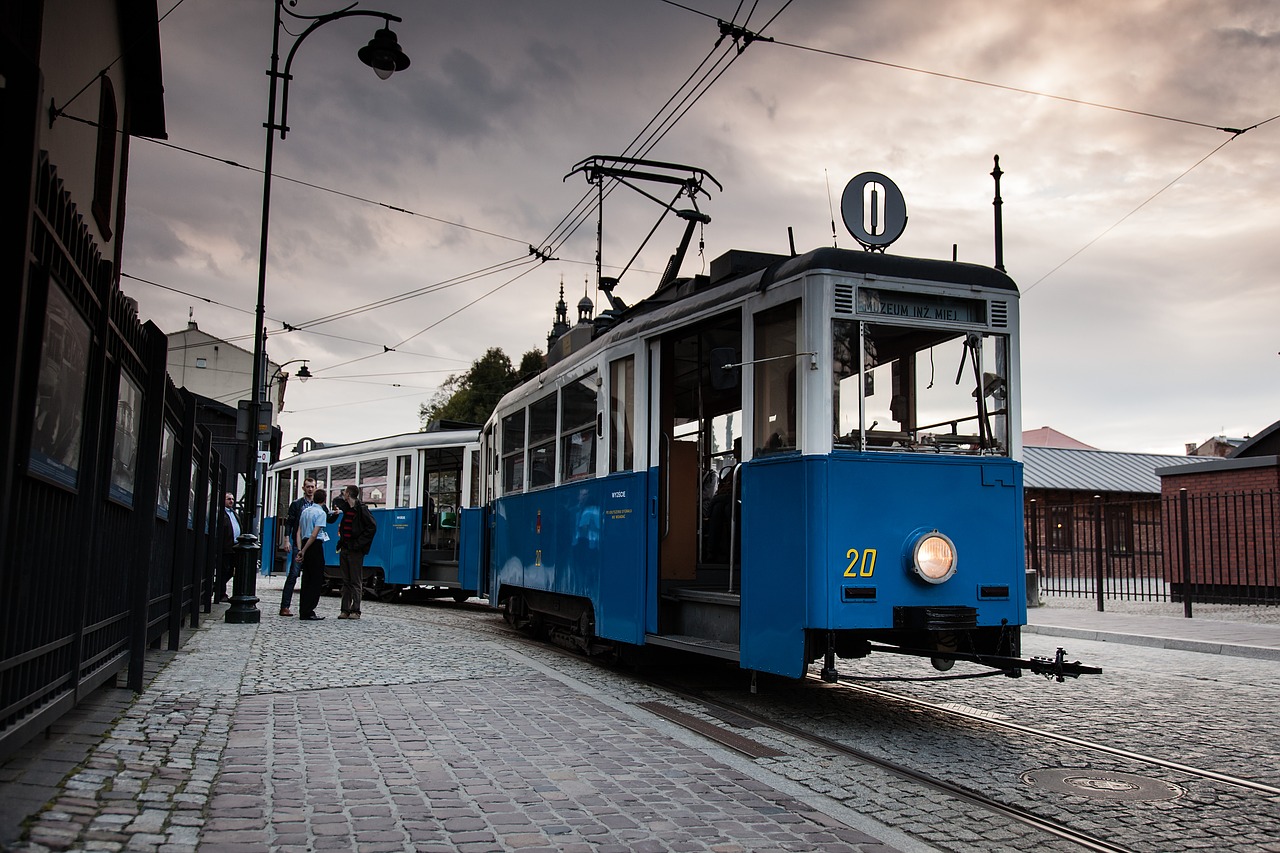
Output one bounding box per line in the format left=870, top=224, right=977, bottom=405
left=359, top=26, right=410, bottom=79
left=296, top=363, right=312, bottom=382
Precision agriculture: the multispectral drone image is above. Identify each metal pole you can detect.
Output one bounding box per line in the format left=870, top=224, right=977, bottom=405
left=991, top=155, right=1006, bottom=273
left=1179, top=488, right=1193, bottom=618
left=1093, top=495, right=1105, bottom=612
left=230, top=0, right=285, bottom=625
left=233, top=1, right=409, bottom=622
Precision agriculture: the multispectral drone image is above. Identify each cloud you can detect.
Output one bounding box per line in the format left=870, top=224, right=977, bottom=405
left=116, top=0, right=1280, bottom=449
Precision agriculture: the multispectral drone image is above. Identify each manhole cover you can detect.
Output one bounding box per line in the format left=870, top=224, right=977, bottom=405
left=1022, top=768, right=1186, bottom=801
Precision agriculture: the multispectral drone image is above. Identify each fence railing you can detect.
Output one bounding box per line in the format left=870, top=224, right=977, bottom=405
left=0, top=154, right=223, bottom=762
left=1026, top=489, right=1279, bottom=614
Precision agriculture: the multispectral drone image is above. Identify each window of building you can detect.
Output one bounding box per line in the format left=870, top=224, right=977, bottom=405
left=609, top=356, right=635, bottom=473
left=561, top=372, right=598, bottom=482
left=1106, top=505, right=1133, bottom=556
left=1049, top=506, right=1074, bottom=550
left=195, top=357, right=207, bottom=368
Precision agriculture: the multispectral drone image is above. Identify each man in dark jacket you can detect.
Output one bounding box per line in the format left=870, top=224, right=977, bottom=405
left=333, top=484, right=376, bottom=619
left=216, top=492, right=240, bottom=602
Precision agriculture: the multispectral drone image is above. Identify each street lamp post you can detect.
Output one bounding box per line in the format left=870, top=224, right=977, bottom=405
left=231, top=0, right=410, bottom=625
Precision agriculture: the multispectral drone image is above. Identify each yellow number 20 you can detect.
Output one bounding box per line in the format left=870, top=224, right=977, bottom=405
left=844, top=548, right=877, bottom=578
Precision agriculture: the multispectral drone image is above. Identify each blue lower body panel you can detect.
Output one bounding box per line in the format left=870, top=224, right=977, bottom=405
left=489, top=473, right=647, bottom=644
left=740, top=453, right=1025, bottom=678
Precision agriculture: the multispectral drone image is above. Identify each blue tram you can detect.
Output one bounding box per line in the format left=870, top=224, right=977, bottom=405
left=456, top=167, right=1079, bottom=680
left=264, top=426, right=481, bottom=600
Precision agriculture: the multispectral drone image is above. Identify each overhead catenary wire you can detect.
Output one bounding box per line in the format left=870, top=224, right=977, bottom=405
left=121, top=0, right=1275, bottom=403
left=537, top=2, right=791, bottom=266
left=766, top=38, right=1246, bottom=134
left=1023, top=132, right=1250, bottom=293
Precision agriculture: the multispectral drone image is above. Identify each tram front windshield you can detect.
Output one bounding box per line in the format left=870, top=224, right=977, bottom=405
left=833, top=320, right=1009, bottom=454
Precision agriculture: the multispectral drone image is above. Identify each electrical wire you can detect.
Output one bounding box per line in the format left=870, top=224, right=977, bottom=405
left=1023, top=132, right=1247, bottom=293
left=767, top=38, right=1243, bottom=134
left=49, top=0, right=191, bottom=120
left=140, top=133, right=533, bottom=247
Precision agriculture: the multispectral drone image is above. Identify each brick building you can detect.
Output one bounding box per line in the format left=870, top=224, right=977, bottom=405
left=1158, top=421, right=1279, bottom=599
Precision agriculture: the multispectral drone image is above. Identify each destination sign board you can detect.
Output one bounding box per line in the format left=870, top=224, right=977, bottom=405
left=856, top=288, right=986, bottom=325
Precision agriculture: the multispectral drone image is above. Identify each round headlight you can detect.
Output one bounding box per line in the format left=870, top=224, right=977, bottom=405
left=912, top=532, right=957, bottom=583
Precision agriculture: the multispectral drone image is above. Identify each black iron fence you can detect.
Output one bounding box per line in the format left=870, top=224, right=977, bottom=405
left=0, top=154, right=224, bottom=761
left=1026, top=489, right=1280, bottom=613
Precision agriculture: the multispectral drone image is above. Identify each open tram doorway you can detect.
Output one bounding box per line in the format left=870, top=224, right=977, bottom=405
left=419, top=446, right=465, bottom=584
left=650, top=311, right=743, bottom=654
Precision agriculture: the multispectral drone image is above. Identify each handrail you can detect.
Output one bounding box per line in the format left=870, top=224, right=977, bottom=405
left=727, top=465, right=741, bottom=593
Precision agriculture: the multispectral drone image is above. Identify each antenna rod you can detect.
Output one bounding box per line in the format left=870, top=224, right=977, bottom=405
left=991, top=155, right=1006, bottom=273
left=825, top=169, right=838, bottom=247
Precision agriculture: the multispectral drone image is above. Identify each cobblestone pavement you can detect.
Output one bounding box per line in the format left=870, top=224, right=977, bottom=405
left=8, top=582, right=1280, bottom=853
left=7, top=580, right=914, bottom=853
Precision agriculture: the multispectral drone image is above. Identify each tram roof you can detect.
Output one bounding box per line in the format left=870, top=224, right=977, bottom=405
left=269, top=429, right=479, bottom=471
left=706, top=247, right=1019, bottom=294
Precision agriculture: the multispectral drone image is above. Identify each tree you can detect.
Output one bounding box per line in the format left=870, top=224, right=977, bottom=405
left=419, top=347, right=544, bottom=429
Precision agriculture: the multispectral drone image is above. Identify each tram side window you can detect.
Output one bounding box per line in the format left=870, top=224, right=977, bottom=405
left=304, top=466, right=328, bottom=492
left=501, top=410, right=526, bottom=494
left=330, top=462, right=355, bottom=495
left=359, top=459, right=388, bottom=507
left=469, top=449, right=480, bottom=507
left=528, top=394, right=557, bottom=489
left=609, top=356, right=634, bottom=473
left=395, top=454, right=412, bottom=508
left=753, top=301, right=800, bottom=455
left=276, top=471, right=295, bottom=517
left=561, top=372, right=598, bottom=482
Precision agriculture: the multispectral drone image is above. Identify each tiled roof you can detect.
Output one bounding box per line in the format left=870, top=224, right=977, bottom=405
left=1023, top=446, right=1215, bottom=494
left=1022, top=426, right=1097, bottom=450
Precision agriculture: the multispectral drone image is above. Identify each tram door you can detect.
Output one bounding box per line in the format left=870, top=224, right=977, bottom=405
left=650, top=312, right=742, bottom=590
left=419, top=446, right=465, bottom=579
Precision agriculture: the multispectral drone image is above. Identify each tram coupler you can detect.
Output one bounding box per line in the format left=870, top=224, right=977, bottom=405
left=1027, top=647, right=1103, bottom=682
left=820, top=632, right=839, bottom=683
left=863, top=642, right=1102, bottom=680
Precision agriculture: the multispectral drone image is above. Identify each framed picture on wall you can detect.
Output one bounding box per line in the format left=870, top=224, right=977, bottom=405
left=188, top=458, right=198, bottom=529
left=108, top=371, right=143, bottom=506
left=157, top=423, right=175, bottom=520
left=29, top=278, right=90, bottom=489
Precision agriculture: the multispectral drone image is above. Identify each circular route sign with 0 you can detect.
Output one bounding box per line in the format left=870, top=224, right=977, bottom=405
left=841, top=171, right=907, bottom=249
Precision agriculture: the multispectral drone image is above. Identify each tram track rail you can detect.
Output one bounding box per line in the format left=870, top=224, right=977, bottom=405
left=413, top=604, right=1135, bottom=852
left=648, top=674, right=1137, bottom=853
left=395, top=599, right=1276, bottom=851
left=827, top=678, right=1280, bottom=797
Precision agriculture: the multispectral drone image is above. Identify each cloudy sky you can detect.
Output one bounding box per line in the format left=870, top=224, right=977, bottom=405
left=116, top=0, right=1278, bottom=454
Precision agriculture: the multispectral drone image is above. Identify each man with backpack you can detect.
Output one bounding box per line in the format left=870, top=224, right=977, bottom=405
left=333, top=484, right=377, bottom=619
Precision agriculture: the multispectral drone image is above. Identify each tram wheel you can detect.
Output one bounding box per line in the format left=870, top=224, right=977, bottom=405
left=364, top=568, right=385, bottom=601
left=451, top=590, right=469, bottom=603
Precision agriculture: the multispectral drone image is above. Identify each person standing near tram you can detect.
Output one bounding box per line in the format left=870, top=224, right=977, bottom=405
left=333, top=484, right=376, bottom=620
left=278, top=476, right=315, bottom=616
left=295, top=487, right=331, bottom=621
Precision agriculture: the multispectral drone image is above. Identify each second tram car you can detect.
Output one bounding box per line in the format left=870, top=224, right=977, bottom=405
left=461, top=236, right=1041, bottom=679
left=265, top=426, right=481, bottom=600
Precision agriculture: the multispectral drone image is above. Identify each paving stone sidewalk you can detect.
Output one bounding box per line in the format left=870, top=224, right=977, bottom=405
left=4, top=587, right=907, bottom=853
